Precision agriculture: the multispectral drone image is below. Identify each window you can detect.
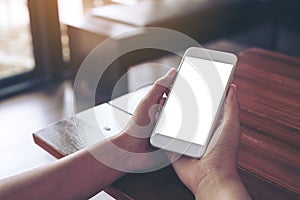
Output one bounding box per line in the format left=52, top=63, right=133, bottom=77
left=0, top=0, right=63, bottom=97
left=0, top=0, right=34, bottom=80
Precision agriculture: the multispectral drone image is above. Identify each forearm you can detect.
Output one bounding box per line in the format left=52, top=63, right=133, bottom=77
left=0, top=134, right=129, bottom=200
left=0, top=68, right=174, bottom=200
left=194, top=170, right=251, bottom=200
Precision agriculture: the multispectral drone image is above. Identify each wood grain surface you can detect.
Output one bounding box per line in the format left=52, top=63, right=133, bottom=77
left=33, top=48, right=300, bottom=199
left=232, top=48, right=300, bottom=199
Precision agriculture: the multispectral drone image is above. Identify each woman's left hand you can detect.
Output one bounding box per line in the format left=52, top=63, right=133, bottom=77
left=112, top=68, right=176, bottom=172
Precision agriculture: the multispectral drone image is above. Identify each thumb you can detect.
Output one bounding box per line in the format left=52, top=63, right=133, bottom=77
left=204, top=84, right=240, bottom=157
left=216, top=84, right=240, bottom=149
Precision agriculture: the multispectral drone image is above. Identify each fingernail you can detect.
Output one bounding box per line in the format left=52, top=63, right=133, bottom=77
left=230, top=84, right=237, bottom=93
left=168, top=68, right=177, bottom=76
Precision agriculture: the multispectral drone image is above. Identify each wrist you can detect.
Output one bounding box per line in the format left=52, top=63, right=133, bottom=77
left=194, top=169, right=250, bottom=200
left=87, top=133, right=137, bottom=174
left=111, top=132, right=168, bottom=173
left=112, top=132, right=150, bottom=153
left=194, top=169, right=235, bottom=196
left=110, top=133, right=152, bottom=172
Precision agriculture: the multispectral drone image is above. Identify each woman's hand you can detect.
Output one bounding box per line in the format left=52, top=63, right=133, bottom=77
left=125, top=68, right=175, bottom=142
left=110, top=68, right=176, bottom=172
left=169, top=85, right=251, bottom=199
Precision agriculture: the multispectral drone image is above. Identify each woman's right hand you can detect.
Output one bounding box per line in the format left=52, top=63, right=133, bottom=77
left=169, top=85, right=251, bottom=199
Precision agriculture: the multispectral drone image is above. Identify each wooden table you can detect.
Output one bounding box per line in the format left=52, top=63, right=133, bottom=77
left=33, top=48, right=300, bottom=199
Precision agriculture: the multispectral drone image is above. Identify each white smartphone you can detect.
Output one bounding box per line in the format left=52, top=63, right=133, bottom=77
left=150, top=47, right=237, bottom=158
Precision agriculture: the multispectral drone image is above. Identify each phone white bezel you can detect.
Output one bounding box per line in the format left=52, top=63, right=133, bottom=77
left=150, top=47, right=238, bottom=158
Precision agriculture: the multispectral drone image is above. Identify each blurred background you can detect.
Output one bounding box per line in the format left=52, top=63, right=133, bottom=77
left=0, top=0, right=299, bottom=99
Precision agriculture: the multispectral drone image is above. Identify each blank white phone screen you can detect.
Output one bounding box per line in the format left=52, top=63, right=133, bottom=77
left=155, top=56, right=233, bottom=145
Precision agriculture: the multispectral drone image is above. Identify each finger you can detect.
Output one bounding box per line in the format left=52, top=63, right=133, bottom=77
left=155, top=112, right=160, bottom=121
left=146, top=68, right=177, bottom=102
left=159, top=97, right=167, bottom=107
left=165, top=88, right=171, bottom=96
left=215, top=84, right=240, bottom=149
left=165, top=150, right=183, bottom=163
left=154, top=97, right=167, bottom=122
